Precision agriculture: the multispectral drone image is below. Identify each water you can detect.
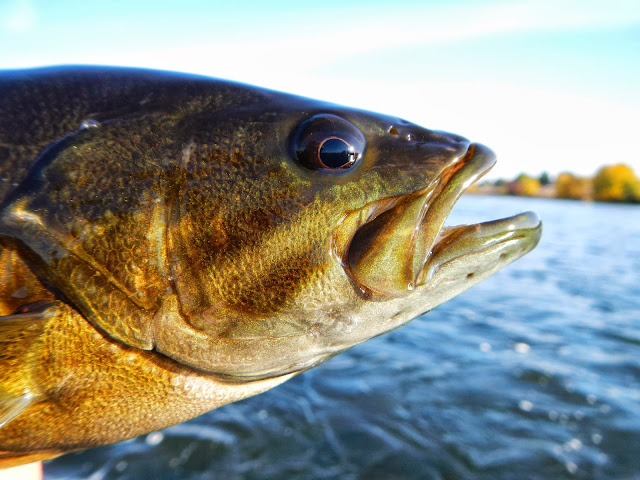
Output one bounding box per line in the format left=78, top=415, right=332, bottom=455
left=45, top=196, right=640, bottom=479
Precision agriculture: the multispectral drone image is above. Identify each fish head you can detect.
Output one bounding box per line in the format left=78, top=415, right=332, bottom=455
left=0, top=70, right=540, bottom=381
left=160, top=92, right=542, bottom=379
left=0, top=69, right=543, bottom=461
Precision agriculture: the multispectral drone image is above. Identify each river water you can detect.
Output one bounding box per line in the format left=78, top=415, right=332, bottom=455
left=45, top=196, right=640, bottom=479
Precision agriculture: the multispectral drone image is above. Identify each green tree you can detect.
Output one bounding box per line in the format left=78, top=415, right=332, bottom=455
left=539, top=172, right=551, bottom=186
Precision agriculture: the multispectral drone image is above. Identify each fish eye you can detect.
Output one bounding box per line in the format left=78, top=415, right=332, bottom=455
left=292, top=114, right=365, bottom=172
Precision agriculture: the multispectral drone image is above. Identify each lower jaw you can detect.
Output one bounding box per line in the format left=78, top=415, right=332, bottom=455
left=418, top=211, right=542, bottom=286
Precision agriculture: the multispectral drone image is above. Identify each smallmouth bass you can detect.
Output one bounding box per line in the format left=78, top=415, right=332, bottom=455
left=0, top=66, right=541, bottom=466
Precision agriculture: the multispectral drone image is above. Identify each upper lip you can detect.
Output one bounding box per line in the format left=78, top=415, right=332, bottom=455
left=410, top=143, right=497, bottom=285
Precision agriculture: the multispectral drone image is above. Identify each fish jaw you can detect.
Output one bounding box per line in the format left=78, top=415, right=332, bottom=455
left=324, top=147, right=542, bottom=349
left=339, top=142, right=528, bottom=297
left=156, top=136, right=541, bottom=380
left=184, top=142, right=543, bottom=380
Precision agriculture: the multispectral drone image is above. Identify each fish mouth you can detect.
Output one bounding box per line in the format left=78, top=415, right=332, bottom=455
left=333, top=143, right=542, bottom=297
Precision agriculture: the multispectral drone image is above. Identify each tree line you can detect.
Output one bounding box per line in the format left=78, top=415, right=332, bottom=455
left=477, top=164, right=640, bottom=203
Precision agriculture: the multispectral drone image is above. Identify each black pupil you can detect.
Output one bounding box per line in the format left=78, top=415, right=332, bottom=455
left=319, top=138, right=354, bottom=168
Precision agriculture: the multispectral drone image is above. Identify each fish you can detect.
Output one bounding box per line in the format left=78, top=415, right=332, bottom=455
left=0, top=66, right=541, bottom=467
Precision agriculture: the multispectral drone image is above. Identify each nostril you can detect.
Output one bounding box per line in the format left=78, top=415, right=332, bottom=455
left=404, top=132, right=416, bottom=142
left=389, top=126, right=399, bottom=135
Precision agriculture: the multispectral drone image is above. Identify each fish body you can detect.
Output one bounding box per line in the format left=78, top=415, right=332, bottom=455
left=0, top=66, right=541, bottom=466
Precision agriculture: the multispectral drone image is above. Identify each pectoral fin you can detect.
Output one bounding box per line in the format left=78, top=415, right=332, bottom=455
left=0, top=391, right=37, bottom=429
left=0, top=307, right=50, bottom=431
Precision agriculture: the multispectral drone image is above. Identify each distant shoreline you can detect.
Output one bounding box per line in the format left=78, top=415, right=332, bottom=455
left=470, top=164, right=640, bottom=204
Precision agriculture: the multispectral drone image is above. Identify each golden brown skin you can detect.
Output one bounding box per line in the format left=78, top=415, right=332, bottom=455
left=0, top=246, right=294, bottom=467
left=0, top=67, right=541, bottom=466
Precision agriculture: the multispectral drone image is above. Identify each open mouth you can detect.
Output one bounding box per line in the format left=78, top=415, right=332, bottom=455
left=333, top=143, right=542, bottom=297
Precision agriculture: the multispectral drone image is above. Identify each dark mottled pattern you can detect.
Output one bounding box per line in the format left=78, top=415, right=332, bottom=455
left=0, top=66, right=483, bottom=460
left=1, top=68, right=468, bottom=345
left=0, top=67, right=275, bottom=347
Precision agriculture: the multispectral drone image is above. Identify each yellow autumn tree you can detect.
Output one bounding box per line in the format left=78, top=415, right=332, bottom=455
left=509, top=174, right=540, bottom=197
left=593, top=164, right=640, bottom=203
left=555, top=173, right=592, bottom=200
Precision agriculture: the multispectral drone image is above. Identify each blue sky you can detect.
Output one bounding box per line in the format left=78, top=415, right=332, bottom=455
left=1, top=0, right=638, bottom=179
